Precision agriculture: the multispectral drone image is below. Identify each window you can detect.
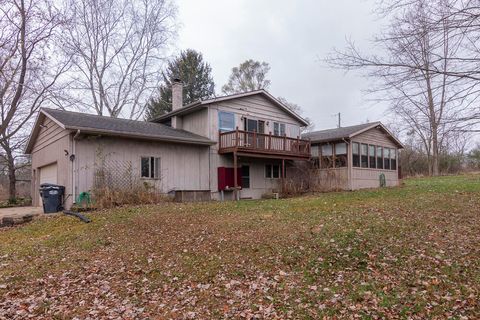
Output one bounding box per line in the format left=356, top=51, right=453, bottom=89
left=321, top=144, right=333, bottom=168
left=265, top=164, right=281, bottom=178
left=311, top=145, right=319, bottom=157
left=273, top=122, right=286, bottom=136
left=219, top=112, right=235, bottom=132
left=335, top=142, right=347, bottom=167
left=369, top=145, right=376, bottom=169
left=361, top=144, right=368, bottom=168
left=265, top=164, right=272, bottom=178
left=141, top=157, right=160, bottom=179
left=384, top=148, right=391, bottom=170
left=244, top=118, right=258, bottom=132
left=377, top=146, right=383, bottom=169
left=352, top=142, right=360, bottom=167
left=390, top=148, right=397, bottom=170
left=272, top=164, right=280, bottom=178
left=241, top=166, right=250, bottom=188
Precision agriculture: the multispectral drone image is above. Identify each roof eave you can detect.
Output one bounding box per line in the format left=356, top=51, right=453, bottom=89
left=150, top=101, right=203, bottom=122
left=150, top=90, right=310, bottom=126
left=25, top=109, right=67, bottom=154
left=348, top=122, right=404, bottom=149
left=65, top=126, right=216, bottom=146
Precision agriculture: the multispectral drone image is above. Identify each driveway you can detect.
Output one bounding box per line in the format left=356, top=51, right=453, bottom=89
left=0, top=206, right=43, bottom=227
left=0, top=206, right=43, bottom=219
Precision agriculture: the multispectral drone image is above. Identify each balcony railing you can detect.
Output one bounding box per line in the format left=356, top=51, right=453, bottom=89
left=219, top=128, right=311, bottom=158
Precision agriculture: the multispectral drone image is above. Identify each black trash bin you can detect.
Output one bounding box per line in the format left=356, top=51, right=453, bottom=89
left=39, top=183, right=65, bottom=213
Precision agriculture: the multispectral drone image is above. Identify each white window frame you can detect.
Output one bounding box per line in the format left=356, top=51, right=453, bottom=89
left=219, top=111, right=235, bottom=132
left=141, top=156, right=160, bottom=179
left=273, top=122, right=286, bottom=136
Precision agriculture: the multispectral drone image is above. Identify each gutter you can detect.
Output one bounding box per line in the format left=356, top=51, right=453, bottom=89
left=64, top=126, right=215, bottom=146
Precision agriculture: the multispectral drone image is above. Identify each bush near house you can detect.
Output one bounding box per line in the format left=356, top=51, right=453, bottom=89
left=0, top=174, right=479, bottom=318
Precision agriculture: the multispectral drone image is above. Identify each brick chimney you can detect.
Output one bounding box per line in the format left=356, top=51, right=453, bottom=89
left=172, top=78, right=183, bottom=110
left=171, top=78, right=183, bottom=129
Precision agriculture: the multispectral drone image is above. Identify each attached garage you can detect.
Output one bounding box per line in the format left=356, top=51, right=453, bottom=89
left=39, top=163, right=58, bottom=185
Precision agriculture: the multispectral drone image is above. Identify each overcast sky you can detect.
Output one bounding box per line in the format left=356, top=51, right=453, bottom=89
left=175, top=0, right=385, bottom=130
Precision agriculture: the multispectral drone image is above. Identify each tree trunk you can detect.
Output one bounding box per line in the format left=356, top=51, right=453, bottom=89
left=6, top=149, right=16, bottom=203
left=431, top=125, right=440, bottom=176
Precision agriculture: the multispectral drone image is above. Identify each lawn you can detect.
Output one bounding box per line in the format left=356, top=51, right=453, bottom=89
left=1, top=175, right=479, bottom=319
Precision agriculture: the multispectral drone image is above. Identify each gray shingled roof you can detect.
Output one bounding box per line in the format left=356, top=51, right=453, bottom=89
left=42, top=108, right=214, bottom=145
left=302, top=122, right=381, bottom=143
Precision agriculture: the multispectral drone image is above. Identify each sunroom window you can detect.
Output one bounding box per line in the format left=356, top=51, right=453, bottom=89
left=321, top=144, right=334, bottom=168
left=369, top=145, right=376, bottom=169
left=335, top=142, right=347, bottom=167
left=361, top=144, right=368, bottom=168
left=352, top=142, right=360, bottom=167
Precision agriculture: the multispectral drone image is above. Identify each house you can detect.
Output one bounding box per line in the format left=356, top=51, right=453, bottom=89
left=302, top=122, right=404, bottom=190
left=25, top=81, right=310, bottom=209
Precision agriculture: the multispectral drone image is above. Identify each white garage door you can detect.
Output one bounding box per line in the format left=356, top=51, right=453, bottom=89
left=39, top=163, right=57, bottom=207
left=40, top=163, right=58, bottom=185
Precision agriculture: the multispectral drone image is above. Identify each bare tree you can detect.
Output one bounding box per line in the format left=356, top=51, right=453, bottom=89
left=0, top=131, right=29, bottom=202
left=222, top=60, right=271, bottom=95
left=327, top=0, right=478, bottom=175
left=61, top=0, right=177, bottom=119
left=277, top=97, right=315, bottom=133
left=0, top=0, right=68, bottom=143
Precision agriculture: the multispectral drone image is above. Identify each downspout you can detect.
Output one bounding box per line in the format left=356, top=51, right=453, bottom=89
left=72, top=130, right=80, bottom=204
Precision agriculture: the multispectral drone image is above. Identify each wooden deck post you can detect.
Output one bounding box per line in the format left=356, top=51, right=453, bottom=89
left=268, top=132, right=272, bottom=150
left=281, top=159, right=285, bottom=193
left=253, top=130, right=257, bottom=149
left=233, top=151, right=238, bottom=201
left=283, top=134, right=286, bottom=151
left=235, top=127, right=239, bottom=148
left=218, top=130, right=222, bottom=149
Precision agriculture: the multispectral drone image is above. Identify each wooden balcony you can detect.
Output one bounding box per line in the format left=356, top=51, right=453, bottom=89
left=218, top=128, right=311, bottom=159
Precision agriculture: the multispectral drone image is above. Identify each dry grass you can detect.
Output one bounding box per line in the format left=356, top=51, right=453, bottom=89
left=0, top=174, right=479, bottom=319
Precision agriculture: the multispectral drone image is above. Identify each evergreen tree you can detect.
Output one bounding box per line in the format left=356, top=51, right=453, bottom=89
left=146, top=49, right=215, bottom=120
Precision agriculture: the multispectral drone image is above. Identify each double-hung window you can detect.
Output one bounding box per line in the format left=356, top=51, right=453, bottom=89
left=219, top=111, right=235, bottom=132
left=321, top=144, right=334, bottom=168
left=384, top=148, right=391, bottom=170
left=265, top=164, right=281, bottom=178
left=335, top=142, right=347, bottom=167
left=141, top=157, right=160, bottom=179
left=369, top=145, right=376, bottom=169
left=273, top=122, right=286, bottom=136
left=376, top=146, right=383, bottom=169
left=390, top=148, right=397, bottom=170
left=352, top=142, right=360, bottom=167
left=361, top=144, right=368, bottom=168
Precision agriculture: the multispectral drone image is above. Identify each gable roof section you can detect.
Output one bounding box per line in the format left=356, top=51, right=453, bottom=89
left=25, top=108, right=215, bottom=154
left=150, top=90, right=310, bottom=126
left=303, top=122, right=404, bottom=148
